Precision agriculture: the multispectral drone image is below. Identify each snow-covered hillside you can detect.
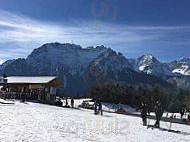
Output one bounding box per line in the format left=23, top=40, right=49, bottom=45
left=0, top=101, right=190, bottom=142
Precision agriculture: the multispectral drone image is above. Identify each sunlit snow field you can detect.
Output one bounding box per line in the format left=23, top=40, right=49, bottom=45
left=0, top=101, right=190, bottom=142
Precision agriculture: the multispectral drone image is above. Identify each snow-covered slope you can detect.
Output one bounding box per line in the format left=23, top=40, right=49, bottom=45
left=0, top=101, right=190, bottom=142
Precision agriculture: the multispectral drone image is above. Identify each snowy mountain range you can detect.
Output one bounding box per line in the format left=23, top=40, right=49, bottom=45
left=129, top=54, right=174, bottom=79
left=168, top=58, right=190, bottom=76
left=129, top=54, right=190, bottom=78
left=0, top=42, right=189, bottom=94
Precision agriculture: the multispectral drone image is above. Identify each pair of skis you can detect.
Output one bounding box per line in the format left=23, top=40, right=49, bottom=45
left=147, top=113, right=174, bottom=131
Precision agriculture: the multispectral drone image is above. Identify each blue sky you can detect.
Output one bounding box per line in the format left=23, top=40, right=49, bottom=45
left=0, top=0, right=190, bottom=63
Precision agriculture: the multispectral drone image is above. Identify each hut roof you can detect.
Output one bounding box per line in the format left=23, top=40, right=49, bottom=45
left=6, top=76, right=57, bottom=84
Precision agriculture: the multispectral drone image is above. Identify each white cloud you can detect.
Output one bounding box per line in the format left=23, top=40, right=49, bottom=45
left=0, top=10, right=161, bottom=46
left=0, top=10, right=190, bottom=63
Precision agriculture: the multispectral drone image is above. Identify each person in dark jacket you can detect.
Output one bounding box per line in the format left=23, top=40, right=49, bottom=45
left=180, top=106, right=185, bottom=120
left=65, top=97, right=68, bottom=107
left=154, top=101, right=163, bottom=128
left=71, top=98, right=74, bottom=108
left=21, top=93, right=26, bottom=103
left=141, top=102, right=148, bottom=126
left=98, top=101, right=103, bottom=115
left=187, top=114, right=190, bottom=125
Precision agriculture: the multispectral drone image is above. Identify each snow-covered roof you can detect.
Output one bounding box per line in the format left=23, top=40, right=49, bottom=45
left=6, top=76, right=57, bottom=84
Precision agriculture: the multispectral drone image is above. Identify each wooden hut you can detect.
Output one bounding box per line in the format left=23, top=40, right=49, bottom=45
left=3, top=76, right=61, bottom=103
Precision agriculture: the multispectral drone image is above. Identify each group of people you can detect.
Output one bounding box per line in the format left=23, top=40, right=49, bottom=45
left=93, top=99, right=103, bottom=115
left=64, top=97, right=74, bottom=108
left=55, top=97, right=74, bottom=108
left=141, top=101, right=163, bottom=128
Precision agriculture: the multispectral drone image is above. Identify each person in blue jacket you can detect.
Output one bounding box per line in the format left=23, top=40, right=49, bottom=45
left=93, top=101, right=98, bottom=114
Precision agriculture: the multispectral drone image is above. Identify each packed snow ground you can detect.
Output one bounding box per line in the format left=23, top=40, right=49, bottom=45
left=0, top=101, right=190, bottom=142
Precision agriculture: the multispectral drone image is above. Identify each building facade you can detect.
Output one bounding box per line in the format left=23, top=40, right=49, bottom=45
left=1, top=76, right=61, bottom=104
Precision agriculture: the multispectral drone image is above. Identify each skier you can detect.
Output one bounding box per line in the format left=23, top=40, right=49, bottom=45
left=141, top=102, right=148, bottom=126
left=180, top=106, right=185, bottom=120
left=154, top=101, right=163, bottom=128
left=93, top=100, right=98, bottom=114
left=98, top=101, right=103, bottom=115
left=71, top=98, right=74, bottom=108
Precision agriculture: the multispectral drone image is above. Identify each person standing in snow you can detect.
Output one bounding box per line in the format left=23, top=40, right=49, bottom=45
left=180, top=106, right=185, bottom=120
left=154, top=101, right=163, bottom=128
left=71, top=98, right=74, bottom=108
left=98, top=100, right=103, bottom=115
left=82, top=101, right=85, bottom=109
left=141, top=102, right=148, bottom=126
left=21, top=92, right=26, bottom=103
left=187, top=114, right=190, bottom=125
left=65, top=97, right=68, bottom=107
left=93, top=100, right=98, bottom=114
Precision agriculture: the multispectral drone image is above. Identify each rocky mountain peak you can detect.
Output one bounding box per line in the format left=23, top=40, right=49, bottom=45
left=169, top=57, right=190, bottom=76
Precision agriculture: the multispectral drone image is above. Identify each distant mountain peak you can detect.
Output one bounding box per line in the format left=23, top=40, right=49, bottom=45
left=130, top=54, right=174, bottom=78
left=180, top=57, right=190, bottom=62
left=95, top=45, right=107, bottom=50
left=169, top=57, right=190, bottom=76
left=139, top=54, right=158, bottom=62
left=143, top=53, right=154, bottom=57
left=0, top=59, right=15, bottom=70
